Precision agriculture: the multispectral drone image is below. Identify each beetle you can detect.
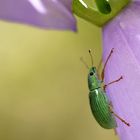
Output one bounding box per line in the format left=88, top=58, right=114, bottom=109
left=81, top=48, right=130, bottom=129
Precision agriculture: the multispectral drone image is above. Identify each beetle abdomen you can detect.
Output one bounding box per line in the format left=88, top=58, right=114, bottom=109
left=89, top=89, right=117, bottom=129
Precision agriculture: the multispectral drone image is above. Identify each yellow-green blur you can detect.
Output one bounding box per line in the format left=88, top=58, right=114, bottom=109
left=0, top=18, right=118, bottom=140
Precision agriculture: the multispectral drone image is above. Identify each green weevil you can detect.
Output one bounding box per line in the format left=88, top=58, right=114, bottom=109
left=95, top=0, right=111, bottom=14
left=81, top=48, right=130, bottom=129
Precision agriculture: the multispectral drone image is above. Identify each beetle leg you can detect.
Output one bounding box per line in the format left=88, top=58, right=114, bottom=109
left=109, top=102, right=118, bottom=135
left=109, top=105, right=130, bottom=127
left=104, top=76, right=123, bottom=90
left=113, top=128, right=117, bottom=135
left=101, top=48, right=114, bottom=81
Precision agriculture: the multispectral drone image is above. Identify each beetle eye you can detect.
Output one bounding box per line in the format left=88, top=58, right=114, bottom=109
left=90, top=72, right=94, bottom=76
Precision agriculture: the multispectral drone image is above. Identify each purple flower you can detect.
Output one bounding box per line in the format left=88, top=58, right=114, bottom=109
left=0, top=0, right=76, bottom=31
left=1, top=0, right=139, bottom=139
left=103, top=1, right=140, bottom=140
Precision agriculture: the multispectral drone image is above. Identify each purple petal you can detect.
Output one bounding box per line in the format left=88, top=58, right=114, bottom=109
left=0, top=0, right=76, bottom=31
left=103, top=2, right=140, bottom=140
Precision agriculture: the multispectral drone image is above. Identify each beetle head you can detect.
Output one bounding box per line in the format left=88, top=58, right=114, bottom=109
left=88, top=67, right=100, bottom=90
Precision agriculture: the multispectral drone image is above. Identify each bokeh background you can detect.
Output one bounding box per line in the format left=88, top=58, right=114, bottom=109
left=0, top=17, right=118, bottom=140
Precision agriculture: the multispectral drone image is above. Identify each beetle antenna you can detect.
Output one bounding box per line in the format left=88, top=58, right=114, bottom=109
left=80, top=57, right=89, bottom=69
left=89, top=49, right=94, bottom=67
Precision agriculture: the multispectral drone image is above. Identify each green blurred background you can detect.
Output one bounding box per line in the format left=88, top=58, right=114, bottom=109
left=0, top=18, right=118, bottom=140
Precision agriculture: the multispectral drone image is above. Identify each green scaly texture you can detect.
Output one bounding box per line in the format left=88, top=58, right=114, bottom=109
left=89, top=89, right=117, bottom=129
